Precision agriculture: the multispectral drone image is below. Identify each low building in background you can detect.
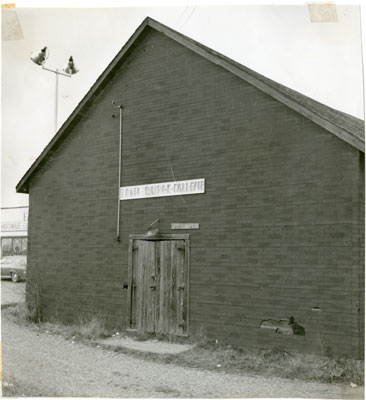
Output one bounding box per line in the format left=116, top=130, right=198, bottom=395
left=1, top=206, right=28, bottom=258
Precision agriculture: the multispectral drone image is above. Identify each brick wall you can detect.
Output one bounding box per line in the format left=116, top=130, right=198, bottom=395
left=27, top=27, right=364, bottom=358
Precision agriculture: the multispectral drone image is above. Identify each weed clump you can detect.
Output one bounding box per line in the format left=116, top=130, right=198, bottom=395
left=76, top=313, right=110, bottom=340
left=39, top=312, right=111, bottom=341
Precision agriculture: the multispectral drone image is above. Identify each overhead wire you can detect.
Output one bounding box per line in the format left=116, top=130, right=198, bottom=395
left=174, top=6, right=189, bottom=27
left=180, top=6, right=197, bottom=29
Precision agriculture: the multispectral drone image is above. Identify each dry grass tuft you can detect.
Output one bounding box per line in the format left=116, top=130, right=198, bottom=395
left=5, top=303, right=111, bottom=341
left=39, top=312, right=110, bottom=341
left=76, top=313, right=109, bottom=340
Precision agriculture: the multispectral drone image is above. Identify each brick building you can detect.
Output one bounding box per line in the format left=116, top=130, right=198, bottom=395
left=17, top=18, right=364, bottom=358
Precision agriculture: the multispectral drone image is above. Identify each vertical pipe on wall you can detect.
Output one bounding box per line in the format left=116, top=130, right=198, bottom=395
left=113, top=101, right=123, bottom=241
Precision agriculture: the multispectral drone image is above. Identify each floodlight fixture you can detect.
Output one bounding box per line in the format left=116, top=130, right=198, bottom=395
left=64, top=56, right=79, bottom=75
left=30, top=47, right=79, bottom=133
left=30, top=47, right=48, bottom=65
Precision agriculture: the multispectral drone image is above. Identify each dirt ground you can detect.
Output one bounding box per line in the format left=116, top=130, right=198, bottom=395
left=1, top=307, right=363, bottom=399
left=1, top=280, right=25, bottom=305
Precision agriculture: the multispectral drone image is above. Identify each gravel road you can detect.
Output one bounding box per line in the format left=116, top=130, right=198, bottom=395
left=2, top=311, right=363, bottom=398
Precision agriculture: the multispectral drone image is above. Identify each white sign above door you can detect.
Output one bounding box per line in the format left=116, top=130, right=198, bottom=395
left=120, top=178, right=205, bottom=201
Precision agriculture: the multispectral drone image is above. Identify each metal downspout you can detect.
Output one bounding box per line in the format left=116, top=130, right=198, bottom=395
left=112, top=101, right=123, bottom=241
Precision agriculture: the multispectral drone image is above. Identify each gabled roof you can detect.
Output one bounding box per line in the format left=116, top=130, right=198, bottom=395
left=16, top=17, right=365, bottom=194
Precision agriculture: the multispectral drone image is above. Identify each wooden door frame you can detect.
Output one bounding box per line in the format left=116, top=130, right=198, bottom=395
left=127, top=233, right=190, bottom=336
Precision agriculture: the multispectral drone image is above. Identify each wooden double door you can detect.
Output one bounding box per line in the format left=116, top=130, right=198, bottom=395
left=127, top=235, right=189, bottom=336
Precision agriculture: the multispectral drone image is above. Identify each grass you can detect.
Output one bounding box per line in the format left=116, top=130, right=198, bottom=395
left=5, top=303, right=111, bottom=340
left=39, top=312, right=111, bottom=341
left=156, top=342, right=364, bottom=386
left=4, top=303, right=364, bottom=387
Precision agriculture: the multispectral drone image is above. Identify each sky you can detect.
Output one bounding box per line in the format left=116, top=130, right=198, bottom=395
left=1, top=1, right=365, bottom=208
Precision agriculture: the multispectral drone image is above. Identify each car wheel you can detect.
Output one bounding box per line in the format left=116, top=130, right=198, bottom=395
left=11, top=272, right=19, bottom=283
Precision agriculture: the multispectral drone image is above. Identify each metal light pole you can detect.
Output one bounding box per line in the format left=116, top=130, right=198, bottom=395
left=31, top=47, right=79, bottom=133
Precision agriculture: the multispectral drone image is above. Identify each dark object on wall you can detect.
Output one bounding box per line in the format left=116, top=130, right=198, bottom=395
left=288, top=316, right=305, bottom=336
left=260, top=319, right=293, bottom=335
left=259, top=316, right=305, bottom=336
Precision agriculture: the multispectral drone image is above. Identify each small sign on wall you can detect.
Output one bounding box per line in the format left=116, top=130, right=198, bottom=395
left=171, top=223, right=200, bottom=230
left=120, top=178, right=205, bottom=200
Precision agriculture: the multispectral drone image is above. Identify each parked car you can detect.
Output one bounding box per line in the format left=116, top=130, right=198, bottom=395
left=1, top=255, right=27, bottom=282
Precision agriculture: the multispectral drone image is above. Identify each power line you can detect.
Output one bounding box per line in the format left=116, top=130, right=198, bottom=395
left=174, top=6, right=189, bottom=27
left=180, top=6, right=197, bottom=29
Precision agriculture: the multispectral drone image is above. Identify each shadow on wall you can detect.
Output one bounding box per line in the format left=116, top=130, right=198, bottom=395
left=260, top=316, right=305, bottom=336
